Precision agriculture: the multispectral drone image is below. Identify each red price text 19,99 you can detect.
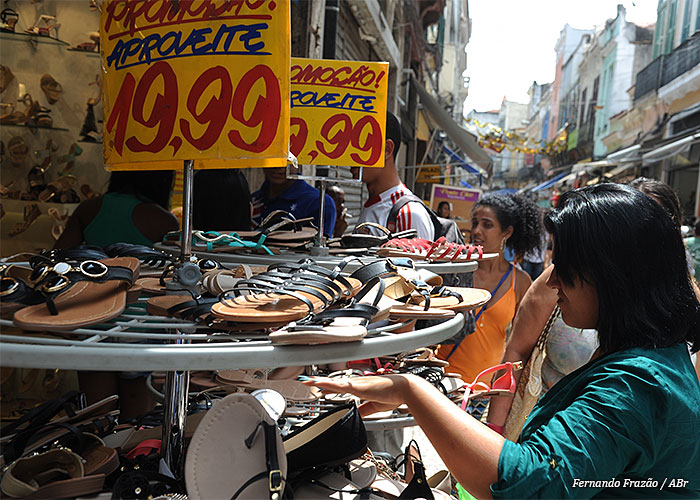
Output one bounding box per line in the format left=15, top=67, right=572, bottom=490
left=106, top=61, right=281, bottom=157
left=289, top=114, right=383, bottom=167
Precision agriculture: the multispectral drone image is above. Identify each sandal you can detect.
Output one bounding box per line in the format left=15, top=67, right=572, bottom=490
left=339, top=222, right=417, bottom=249
left=7, top=136, right=28, bottom=166
left=25, top=14, right=60, bottom=38
left=378, top=236, right=498, bottom=262
left=48, top=208, right=69, bottom=239
left=103, top=242, right=171, bottom=268
left=0, top=9, right=19, bottom=33
left=185, top=393, right=287, bottom=499
left=58, top=143, right=82, bottom=173
left=27, top=165, right=48, bottom=198
left=0, top=264, right=43, bottom=309
left=40, top=74, right=63, bottom=104
left=12, top=257, right=139, bottom=331
left=459, top=360, right=524, bottom=410
left=0, top=64, right=15, bottom=92
left=79, top=99, right=101, bottom=142
left=1, top=448, right=105, bottom=499
left=237, top=210, right=318, bottom=243
left=8, top=203, right=41, bottom=237
left=38, top=175, right=78, bottom=203
left=268, top=276, right=386, bottom=345
left=191, top=230, right=273, bottom=255
left=210, top=259, right=361, bottom=324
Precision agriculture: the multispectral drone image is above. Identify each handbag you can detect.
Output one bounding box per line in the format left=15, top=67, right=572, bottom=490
left=502, top=305, right=560, bottom=442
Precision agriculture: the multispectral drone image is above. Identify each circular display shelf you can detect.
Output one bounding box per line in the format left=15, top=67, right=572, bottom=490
left=0, top=305, right=465, bottom=372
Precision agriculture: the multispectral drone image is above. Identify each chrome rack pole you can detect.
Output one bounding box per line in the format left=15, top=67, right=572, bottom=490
left=310, top=178, right=329, bottom=256
left=162, top=160, right=194, bottom=477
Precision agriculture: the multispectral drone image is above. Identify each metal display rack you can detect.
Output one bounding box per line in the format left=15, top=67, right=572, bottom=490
left=0, top=306, right=465, bottom=372
left=1, top=161, right=475, bottom=475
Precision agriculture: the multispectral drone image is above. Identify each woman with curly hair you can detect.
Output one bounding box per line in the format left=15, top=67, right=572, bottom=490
left=437, top=193, right=543, bottom=417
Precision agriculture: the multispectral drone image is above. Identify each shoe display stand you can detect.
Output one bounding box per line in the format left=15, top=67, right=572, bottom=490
left=0, top=301, right=464, bottom=471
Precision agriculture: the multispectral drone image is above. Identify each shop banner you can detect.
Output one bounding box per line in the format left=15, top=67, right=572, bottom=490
left=101, top=0, right=290, bottom=170
left=430, top=183, right=481, bottom=233
left=290, top=57, right=388, bottom=168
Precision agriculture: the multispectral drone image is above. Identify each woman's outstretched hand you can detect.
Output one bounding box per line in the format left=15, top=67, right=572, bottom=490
left=301, top=374, right=412, bottom=417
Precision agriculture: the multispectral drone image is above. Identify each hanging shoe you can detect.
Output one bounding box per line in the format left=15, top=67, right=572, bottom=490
left=0, top=9, right=19, bottom=33
left=79, top=98, right=100, bottom=142
left=0, top=65, right=15, bottom=93
left=48, top=207, right=69, bottom=240
left=40, top=74, right=63, bottom=104
left=8, top=204, right=41, bottom=237
left=7, top=137, right=28, bottom=167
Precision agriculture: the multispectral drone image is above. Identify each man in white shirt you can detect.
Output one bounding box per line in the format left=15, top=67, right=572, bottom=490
left=351, top=112, right=435, bottom=240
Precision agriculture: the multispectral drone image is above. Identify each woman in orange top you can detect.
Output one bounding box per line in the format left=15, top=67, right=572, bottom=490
left=437, top=193, right=543, bottom=417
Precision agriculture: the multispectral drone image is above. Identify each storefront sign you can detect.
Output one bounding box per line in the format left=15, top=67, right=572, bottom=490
left=430, top=184, right=481, bottom=233
left=417, top=165, right=440, bottom=183
left=290, top=58, right=388, bottom=168
left=101, top=0, right=290, bottom=169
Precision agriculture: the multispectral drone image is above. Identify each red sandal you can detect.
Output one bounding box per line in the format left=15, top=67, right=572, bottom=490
left=459, top=360, right=524, bottom=410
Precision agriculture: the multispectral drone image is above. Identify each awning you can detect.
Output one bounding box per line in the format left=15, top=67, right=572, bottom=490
left=553, top=172, right=577, bottom=187
left=531, top=171, right=570, bottom=192
left=413, top=75, right=492, bottom=177
left=442, top=145, right=483, bottom=177
left=460, top=180, right=475, bottom=188
left=606, top=144, right=641, bottom=162
left=572, top=160, right=611, bottom=173
left=604, top=164, right=637, bottom=178
left=642, top=131, right=700, bottom=165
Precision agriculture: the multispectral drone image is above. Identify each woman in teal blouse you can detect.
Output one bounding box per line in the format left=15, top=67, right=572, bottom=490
left=305, top=184, right=700, bottom=498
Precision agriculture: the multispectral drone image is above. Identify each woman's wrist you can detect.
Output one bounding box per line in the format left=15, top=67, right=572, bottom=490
left=486, top=422, right=504, bottom=434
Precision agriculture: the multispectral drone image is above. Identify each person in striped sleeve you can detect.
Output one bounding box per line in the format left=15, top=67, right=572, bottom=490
left=351, top=112, right=435, bottom=240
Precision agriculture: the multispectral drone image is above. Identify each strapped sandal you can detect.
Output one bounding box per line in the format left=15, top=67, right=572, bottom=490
left=7, top=136, right=29, bottom=166
left=103, top=242, right=171, bottom=268
left=210, top=258, right=362, bottom=324
left=12, top=257, right=139, bottom=331
left=238, top=210, right=318, bottom=243
left=40, top=74, right=63, bottom=104
left=0, top=264, right=44, bottom=312
left=0, top=448, right=105, bottom=499
left=459, top=360, right=524, bottom=411
left=340, top=222, right=417, bottom=249
left=29, top=246, right=109, bottom=268
left=191, top=230, right=273, bottom=255
left=378, top=236, right=498, bottom=262
left=268, top=276, right=386, bottom=345
left=185, top=393, right=287, bottom=500
left=0, top=9, right=19, bottom=33
left=0, top=65, right=14, bottom=92
left=8, top=203, right=41, bottom=237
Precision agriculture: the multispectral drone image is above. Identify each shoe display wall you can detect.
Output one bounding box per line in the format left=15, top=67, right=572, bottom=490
left=0, top=1, right=107, bottom=257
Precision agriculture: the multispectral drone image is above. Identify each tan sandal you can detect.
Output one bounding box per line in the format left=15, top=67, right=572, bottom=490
left=40, top=74, right=63, bottom=104
left=8, top=203, right=41, bottom=237
left=12, top=257, right=140, bottom=332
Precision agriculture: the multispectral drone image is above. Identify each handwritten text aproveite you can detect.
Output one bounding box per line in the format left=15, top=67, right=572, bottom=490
left=101, top=0, right=290, bottom=169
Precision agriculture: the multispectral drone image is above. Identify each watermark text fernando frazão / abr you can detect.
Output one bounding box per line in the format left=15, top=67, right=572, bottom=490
left=572, top=478, right=689, bottom=490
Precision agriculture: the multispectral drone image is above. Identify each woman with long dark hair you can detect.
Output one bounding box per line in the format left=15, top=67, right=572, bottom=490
left=305, top=184, right=700, bottom=498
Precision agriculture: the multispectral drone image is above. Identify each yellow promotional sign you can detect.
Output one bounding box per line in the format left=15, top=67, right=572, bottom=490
left=101, top=0, right=290, bottom=170
left=290, top=57, right=388, bottom=168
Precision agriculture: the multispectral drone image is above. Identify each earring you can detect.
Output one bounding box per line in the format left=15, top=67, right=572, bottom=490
left=500, top=237, right=507, bottom=252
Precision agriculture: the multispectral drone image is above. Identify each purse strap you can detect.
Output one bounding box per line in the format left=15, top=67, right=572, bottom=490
left=535, top=305, right=560, bottom=352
